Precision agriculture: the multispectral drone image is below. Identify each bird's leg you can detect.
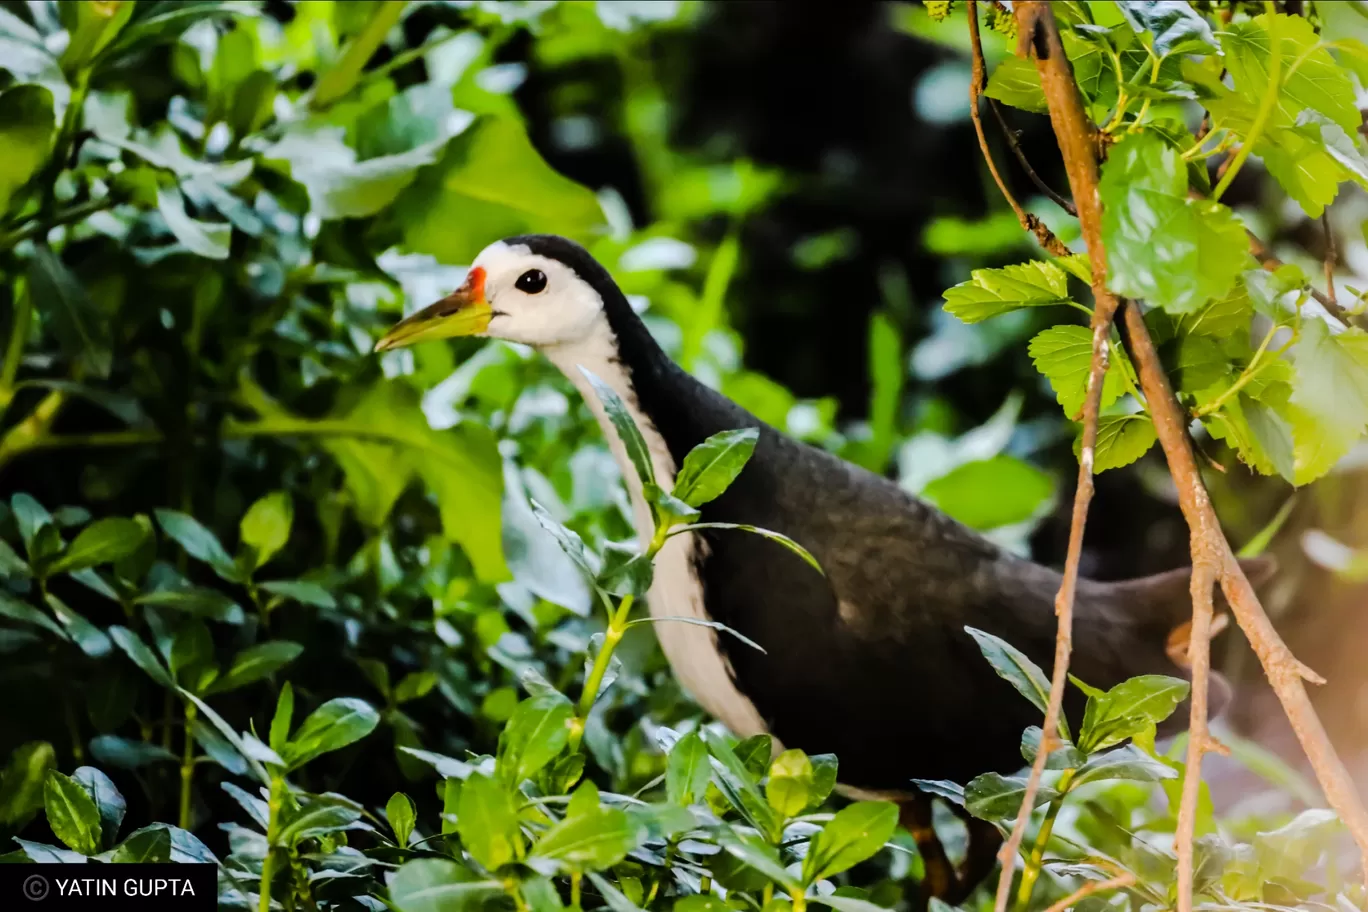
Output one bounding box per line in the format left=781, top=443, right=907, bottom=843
left=899, top=795, right=956, bottom=907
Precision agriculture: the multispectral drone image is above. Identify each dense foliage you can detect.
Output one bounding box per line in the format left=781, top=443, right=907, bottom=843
left=2, top=2, right=1368, bottom=912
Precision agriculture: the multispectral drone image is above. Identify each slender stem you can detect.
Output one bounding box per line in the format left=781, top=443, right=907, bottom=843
left=0, top=278, right=33, bottom=410
left=568, top=594, right=633, bottom=753
left=179, top=701, right=198, bottom=830
left=259, top=776, right=284, bottom=912
left=310, top=1, right=408, bottom=109
left=1040, top=873, right=1137, bottom=912
left=570, top=872, right=582, bottom=908
left=1015, top=771, right=1074, bottom=910
left=1192, top=324, right=1282, bottom=418
left=1213, top=1, right=1280, bottom=201
left=0, top=197, right=117, bottom=252
left=1176, top=557, right=1219, bottom=912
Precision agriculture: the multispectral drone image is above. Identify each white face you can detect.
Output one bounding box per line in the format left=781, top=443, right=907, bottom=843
left=473, top=240, right=607, bottom=348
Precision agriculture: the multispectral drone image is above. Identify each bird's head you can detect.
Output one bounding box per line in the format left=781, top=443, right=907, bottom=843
left=374, top=235, right=613, bottom=353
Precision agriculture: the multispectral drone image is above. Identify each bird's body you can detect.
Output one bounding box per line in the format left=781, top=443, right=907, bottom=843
left=377, top=234, right=1248, bottom=799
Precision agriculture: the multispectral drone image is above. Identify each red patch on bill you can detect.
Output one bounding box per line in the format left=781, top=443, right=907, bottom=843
left=464, top=266, right=487, bottom=302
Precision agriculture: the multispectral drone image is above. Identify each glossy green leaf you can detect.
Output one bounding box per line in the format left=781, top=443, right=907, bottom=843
left=1028, top=325, right=1127, bottom=417
left=0, top=84, right=55, bottom=212
left=282, top=697, right=380, bottom=770
left=205, top=641, right=303, bottom=695
left=714, top=828, right=801, bottom=891
left=0, top=741, right=56, bottom=829
left=1077, top=413, right=1157, bottom=473
left=964, top=626, right=1067, bottom=739
left=258, top=579, right=337, bottom=608
left=964, top=773, right=1060, bottom=821
left=72, top=767, right=124, bottom=849
left=44, top=771, right=102, bottom=855
left=48, top=517, right=146, bottom=574
left=581, top=368, right=656, bottom=486
left=1117, top=1, right=1215, bottom=55
left=1072, top=744, right=1178, bottom=785
left=108, top=625, right=173, bottom=688
left=109, top=824, right=172, bottom=863
left=457, top=772, right=522, bottom=870
left=923, top=454, right=1055, bottom=530
left=497, top=690, right=572, bottom=786
left=389, top=858, right=503, bottom=912
left=530, top=806, right=642, bottom=871
left=666, top=730, right=709, bottom=806
left=1100, top=132, right=1247, bottom=313
left=673, top=523, right=822, bottom=573
left=240, top=491, right=293, bottom=569
left=157, top=186, right=231, bottom=259
left=1078, top=674, right=1190, bottom=752
left=1020, top=727, right=1086, bottom=770
left=802, top=801, right=898, bottom=885
left=766, top=748, right=813, bottom=817
left=943, top=261, right=1073, bottom=324
left=154, top=509, right=239, bottom=581
left=673, top=428, right=760, bottom=507
left=984, top=56, right=1047, bottom=112
left=1222, top=14, right=1360, bottom=135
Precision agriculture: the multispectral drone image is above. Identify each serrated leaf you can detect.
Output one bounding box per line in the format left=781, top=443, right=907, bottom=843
left=1100, top=132, right=1248, bottom=313
left=1076, top=414, right=1157, bottom=472
left=1028, top=325, right=1127, bottom=417
left=44, top=771, right=102, bottom=855
left=984, top=56, right=1047, bottom=112
left=1222, top=14, right=1360, bottom=135
left=943, top=261, right=1073, bottom=324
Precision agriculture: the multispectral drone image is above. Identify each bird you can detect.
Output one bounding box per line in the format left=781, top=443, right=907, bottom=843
left=375, top=233, right=1271, bottom=901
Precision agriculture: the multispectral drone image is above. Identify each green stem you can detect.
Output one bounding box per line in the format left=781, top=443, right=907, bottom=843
left=179, top=701, right=198, bottom=830
left=1014, top=769, right=1074, bottom=910
left=570, top=872, right=582, bottom=908
left=0, top=278, right=32, bottom=411
left=310, top=1, right=408, bottom=109
left=1192, top=324, right=1284, bottom=418
left=259, top=776, right=284, bottom=912
left=568, top=594, right=633, bottom=752
left=1213, top=2, right=1281, bottom=201
left=0, top=197, right=117, bottom=253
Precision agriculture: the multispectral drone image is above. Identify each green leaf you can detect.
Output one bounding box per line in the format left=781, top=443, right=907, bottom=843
left=1117, top=1, right=1215, bottom=55
left=43, top=770, right=102, bottom=855
left=1020, top=727, right=1086, bottom=770
left=909, top=779, right=965, bottom=806
left=73, top=767, right=124, bottom=849
left=109, top=824, right=172, bottom=863
left=108, top=625, right=173, bottom=688
left=942, top=261, right=1073, bottom=324
left=49, top=517, right=145, bottom=574
left=673, top=428, right=760, bottom=507
left=154, top=509, right=239, bottom=581
left=240, top=491, right=293, bottom=569
left=802, top=801, right=899, bottom=885
left=0, top=84, right=54, bottom=213
left=766, top=749, right=814, bottom=817
left=277, top=796, right=362, bottom=846
left=394, top=670, right=439, bottom=704
left=457, top=772, right=522, bottom=870
left=666, top=731, right=710, bottom=806
left=396, top=117, right=606, bottom=264
left=984, top=56, right=1047, bottom=112
left=1077, top=413, right=1158, bottom=473
left=964, top=626, right=1068, bottom=739
left=133, top=587, right=243, bottom=623
left=1222, top=14, right=1360, bottom=135
left=531, top=807, right=644, bottom=872
left=258, top=579, right=336, bottom=608
left=0, top=741, right=56, bottom=830
left=1100, top=132, right=1248, bottom=313
left=675, top=523, right=822, bottom=573
left=157, top=186, right=231, bottom=259
left=28, top=243, right=112, bottom=379
left=46, top=595, right=111, bottom=657
left=205, top=641, right=304, bottom=695
left=922, top=454, right=1055, bottom=530
left=389, top=858, right=504, bottom=912
left=1293, top=318, right=1368, bottom=440
left=497, top=690, right=572, bottom=786
left=0, top=592, right=68, bottom=640
left=1072, top=744, right=1178, bottom=786
left=1028, top=325, right=1127, bottom=417
left=1079, top=674, right=1190, bottom=752
left=282, top=697, right=380, bottom=770
left=809, top=896, right=893, bottom=912
left=581, top=368, right=656, bottom=486
left=714, top=828, right=802, bottom=891
left=89, top=736, right=177, bottom=770
left=964, top=773, right=1060, bottom=821
left=702, top=729, right=781, bottom=839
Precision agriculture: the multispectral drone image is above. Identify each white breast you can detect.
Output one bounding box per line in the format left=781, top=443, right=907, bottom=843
left=543, top=330, right=770, bottom=739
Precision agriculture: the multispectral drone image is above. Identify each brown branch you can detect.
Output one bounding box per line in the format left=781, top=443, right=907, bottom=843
left=1246, top=229, right=1356, bottom=327
left=967, top=0, right=1072, bottom=258
left=1323, top=211, right=1338, bottom=308
left=990, top=6, right=1121, bottom=912
left=1040, top=873, right=1138, bottom=912
left=1123, top=304, right=1368, bottom=894
left=987, top=99, right=1078, bottom=216
left=1175, top=553, right=1219, bottom=912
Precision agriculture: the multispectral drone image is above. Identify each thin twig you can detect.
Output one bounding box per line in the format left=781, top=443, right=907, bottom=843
left=1122, top=305, right=1368, bottom=894
left=987, top=99, right=1078, bottom=216
left=1246, top=229, right=1358, bottom=327
left=990, top=7, right=1118, bottom=911
left=1175, top=552, right=1219, bottom=912
left=967, top=0, right=1072, bottom=258
left=1322, top=210, right=1338, bottom=308
left=1040, top=873, right=1137, bottom=912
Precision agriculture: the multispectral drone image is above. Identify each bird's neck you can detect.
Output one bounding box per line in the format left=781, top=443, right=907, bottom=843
left=541, top=309, right=753, bottom=543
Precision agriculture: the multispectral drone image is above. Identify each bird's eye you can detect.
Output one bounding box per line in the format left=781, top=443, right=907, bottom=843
left=515, top=269, right=548, bottom=294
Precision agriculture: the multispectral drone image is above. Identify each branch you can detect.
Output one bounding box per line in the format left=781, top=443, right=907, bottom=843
left=1175, top=552, right=1220, bottom=912
left=987, top=100, right=1078, bottom=216
left=1246, top=229, right=1358, bottom=328
left=990, top=6, right=1120, bottom=912
left=967, top=0, right=1072, bottom=258
left=1040, top=873, right=1137, bottom=912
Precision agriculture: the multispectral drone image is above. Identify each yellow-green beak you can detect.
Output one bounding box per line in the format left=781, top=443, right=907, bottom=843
left=374, top=267, right=492, bottom=352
